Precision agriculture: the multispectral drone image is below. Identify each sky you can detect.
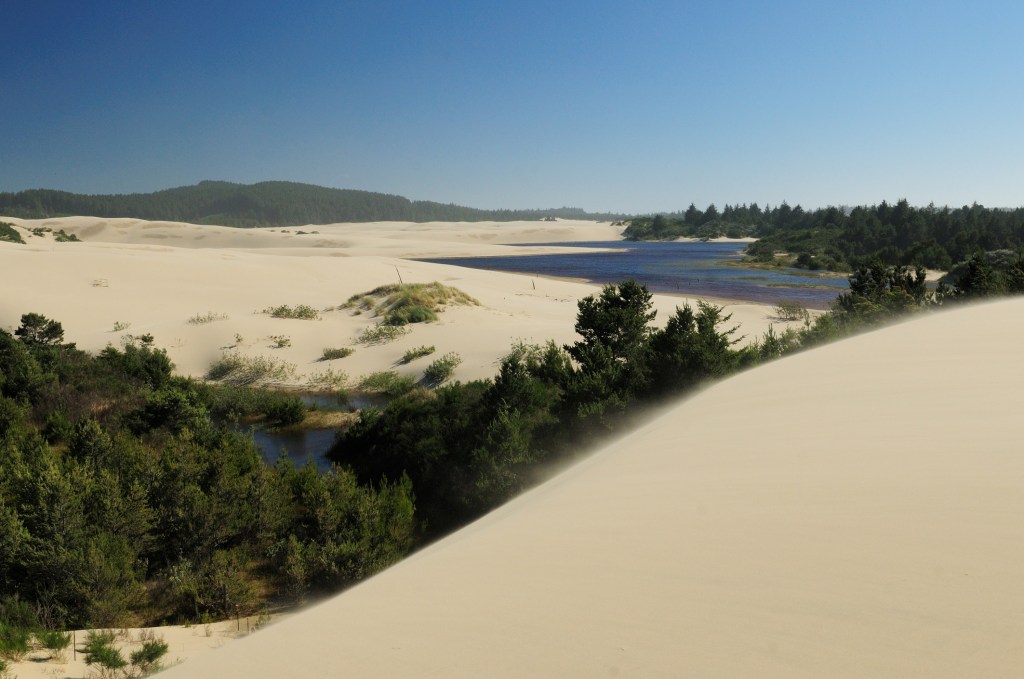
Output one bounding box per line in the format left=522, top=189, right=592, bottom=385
left=2, top=0, right=1022, bottom=213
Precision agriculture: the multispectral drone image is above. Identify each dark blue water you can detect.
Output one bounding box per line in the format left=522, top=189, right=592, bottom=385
left=232, top=392, right=389, bottom=473
left=421, top=241, right=848, bottom=309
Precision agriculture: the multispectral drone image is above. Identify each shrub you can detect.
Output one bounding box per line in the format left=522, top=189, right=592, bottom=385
left=0, top=223, right=25, bottom=245
left=0, top=624, right=30, bottom=661
left=320, top=347, right=354, bottom=361
left=423, top=352, right=462, bottom=386
left=263, top=304, right=320, bottom=320
left=356, top=323, right=409, bottom=345
left=187, top=311, right=229, bottom=325
left=54, top=229, right=80, bottom=242
left=401, top=345, right=435, bottom=363
left=358, top=371, right=417, bottom=397
left=130, top=638, right=169, bottom=675
left=112, top=321, right=132, bottom=332
left=268, top=335, right=291, bottom=348
left=36, top=629, right=72, bottom=660
left=264, top=396, right=305, bottom=428
left=773, top=299, right=807, bottom=321
left=83, top=630, right=127, bottom=674
left=207, top=352, right=297, bottom=386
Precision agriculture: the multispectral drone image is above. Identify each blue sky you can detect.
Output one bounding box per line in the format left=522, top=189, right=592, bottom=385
left=2, top=1, right=1021, bottom=212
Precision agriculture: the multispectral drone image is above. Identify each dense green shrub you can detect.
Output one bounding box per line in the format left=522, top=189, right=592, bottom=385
left=423, top=353, right=462, bottom=385
left=358, top=371, right=417, bottom=397
left=320, top=346, right=354, bottom=361
left=0, top=223, right=24, bottom=245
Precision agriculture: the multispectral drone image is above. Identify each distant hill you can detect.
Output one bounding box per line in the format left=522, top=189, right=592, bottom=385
left=0, top=180, right=625, bottom=227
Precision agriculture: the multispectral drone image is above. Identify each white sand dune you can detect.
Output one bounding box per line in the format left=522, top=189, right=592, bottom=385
left=156, top=299, right=1024, bottom=677
left=1, top=217, right=794, bottom=387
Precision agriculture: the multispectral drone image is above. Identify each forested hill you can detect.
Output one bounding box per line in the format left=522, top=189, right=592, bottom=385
left=624, top=200, right=1024, bottom=271
left=0, top=180, right=624, bottom=226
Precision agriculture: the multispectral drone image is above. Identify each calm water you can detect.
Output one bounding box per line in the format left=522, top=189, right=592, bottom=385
left=233, top=392, right=387, bottom=472
left=420, top=241, right=848, bottom=308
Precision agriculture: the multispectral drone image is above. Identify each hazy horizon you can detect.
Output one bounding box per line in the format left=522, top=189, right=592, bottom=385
left=3, top=1, right=1022, bottom=213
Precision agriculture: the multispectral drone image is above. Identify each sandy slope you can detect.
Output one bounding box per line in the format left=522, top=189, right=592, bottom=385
left=1, top=217, right=795, bottom=387
left=154, top=299, right=1024, bottom=677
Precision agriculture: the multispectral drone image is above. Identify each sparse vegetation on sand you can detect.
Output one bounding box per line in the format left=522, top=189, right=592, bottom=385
left=187, top=311, right=230, bottom=325
left=358, top=371, right=417, bottom=396
left=401, top=345, right=435, bottom=363
left=320, top=346, right=354, bottom=361
left=268, top=334, right=291, bottom=348
left=207, top=352, right=297, bottom=385
left=263, top=304, right=321, bottom=320
left=423, top=352, right=462, bottom=385
left=307, top=368, right=349, bottom=390
left=343, top=282, right=478, bottom=326
left=356, top=323, right=409, bottom=345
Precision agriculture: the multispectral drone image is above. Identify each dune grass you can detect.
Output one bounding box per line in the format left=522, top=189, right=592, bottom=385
left=263, top=304, right=321, bottom=320
left=343, top=282, right=478, bottom=326
left=320, top=346, right=355, bottom=361
left=207, top=352, right=297, bottom=386
left=187, top=311, right=230, bottom=325
left=401, top=345, right=435, bottom=363
left=423, top=352, right=462, bottom=386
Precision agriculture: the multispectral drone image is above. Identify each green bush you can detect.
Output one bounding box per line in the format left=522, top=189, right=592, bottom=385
left=130, top=638, right=169, bottom=674
left=384, top=305, right=437, bottom=326
left=773, top=299, right=807, bottom=321
left=320, top=347, right=354, bottom=361
left=423, top=352, right=462, bottom=386
left=53, top=229, right=80, bottom=242
left=401, top=345, right=435, bottom=363
left=264, top=396, right=305, bottom=428
left=358, top=371, right=417, bottom=397
left=36, top=629, right=72, bottom=659
left=0, top=223, right=25, bottom=245
left=83, top=630, right=127, bottom=672
left=0, top=624, right=30, bottom=661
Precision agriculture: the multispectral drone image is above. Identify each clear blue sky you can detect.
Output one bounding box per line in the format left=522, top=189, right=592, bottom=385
left=2, top=0, right=1021, bottom=212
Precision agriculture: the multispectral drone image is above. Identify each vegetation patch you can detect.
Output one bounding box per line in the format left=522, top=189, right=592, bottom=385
left=320, top=346, right=354, bottom=361
left=343, top=282, right=478, bottom=326
left=263, top=304, right=320, bottom=320
left=356, top=323, right=409, bottom=345
left=187, top=311, right=230, bottom=325
left=422, top=352, right=462, bottom=386
left=401, top=345, right=435, bottom=363
left=207, top=352, right=297, bottom=386
left=358, top=371, right=417, bottom=396
left=306, top=368, right=348, bottom=390
left=0, top=222, right=24, bottom=244
left=773, top=300, right=808, bottom=321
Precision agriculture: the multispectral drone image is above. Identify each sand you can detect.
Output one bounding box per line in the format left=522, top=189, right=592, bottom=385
left=0, top=217, right=798, bottom=388
left=147, top=298, right=1024, bottom=677
left=5, top=217, right=1021, bottom=675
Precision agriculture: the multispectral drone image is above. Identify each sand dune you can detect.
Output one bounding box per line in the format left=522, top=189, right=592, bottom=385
left=1, top=217, right=795, bottom=387
left=155, top=299, right=1024, bottom=677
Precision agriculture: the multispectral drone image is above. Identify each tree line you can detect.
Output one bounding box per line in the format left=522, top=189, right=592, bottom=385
left=625, top=200, right=1024, bottom=272
left=0, top=181, right=624, bottom=227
